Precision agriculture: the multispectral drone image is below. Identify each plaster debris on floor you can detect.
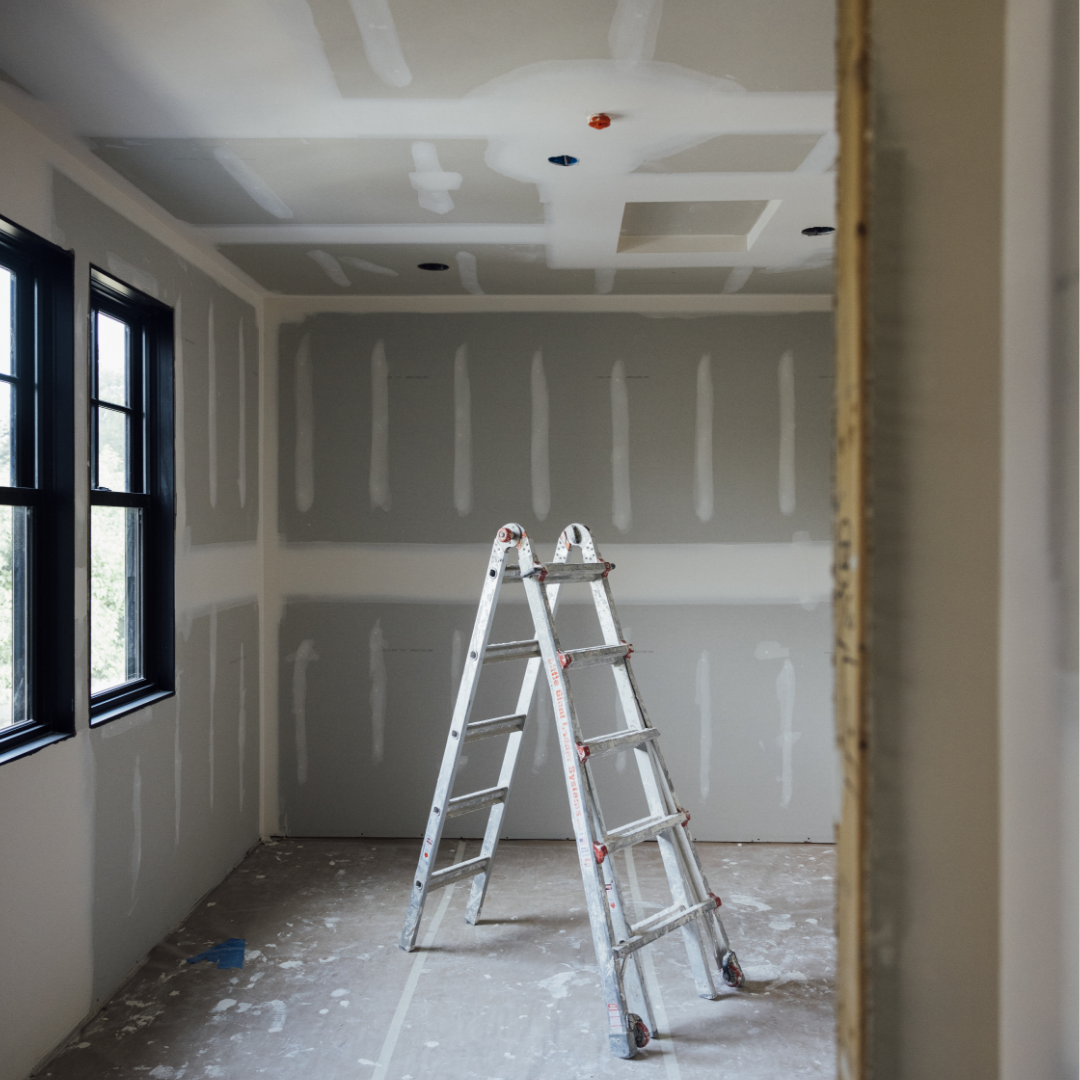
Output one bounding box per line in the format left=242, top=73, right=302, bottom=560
left=40, top=839, right=835, bottom=1080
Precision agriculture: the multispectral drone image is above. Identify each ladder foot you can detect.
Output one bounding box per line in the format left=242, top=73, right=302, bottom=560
left=627, top=1013, right=650, bottom=1049
left=721, top=949, right=745, bottom=988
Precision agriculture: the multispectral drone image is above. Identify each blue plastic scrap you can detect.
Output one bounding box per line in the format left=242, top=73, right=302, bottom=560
left=186, top=938, right=246, bottom=970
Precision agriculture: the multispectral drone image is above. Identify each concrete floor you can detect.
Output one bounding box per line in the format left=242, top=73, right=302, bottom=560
left=39, top=839, right=835, bottom=1080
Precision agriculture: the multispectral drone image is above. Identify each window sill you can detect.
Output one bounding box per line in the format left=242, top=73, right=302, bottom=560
left=0, top=727, right=75, bottom=766
left=90, top=684, right=175, bottom=726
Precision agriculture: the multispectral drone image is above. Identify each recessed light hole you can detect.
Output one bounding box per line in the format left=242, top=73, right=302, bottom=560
left=548, top=155, right=579, bottom=166
left=417, top=262, right=450, bottom=271
left=801, top=226, right=835, bottom=236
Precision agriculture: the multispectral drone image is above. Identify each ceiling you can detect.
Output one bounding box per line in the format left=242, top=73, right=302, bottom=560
left=0, top=0, right=837, bottom=297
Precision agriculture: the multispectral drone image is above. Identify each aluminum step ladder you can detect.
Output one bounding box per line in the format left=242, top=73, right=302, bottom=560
left=399, top=522, right=744, bottom=1059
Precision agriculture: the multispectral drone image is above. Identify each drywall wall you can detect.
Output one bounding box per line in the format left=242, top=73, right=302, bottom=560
left=0, top=99, right=263, bottom=1080
left=273, top=311, right=838, bottom=841
left=864, top=0, right=1007, bottom=1075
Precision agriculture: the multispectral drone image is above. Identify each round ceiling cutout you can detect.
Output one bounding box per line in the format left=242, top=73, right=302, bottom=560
left=801, top=226, right=835, bottom=236
left=417, top=262, right=450, bottom=271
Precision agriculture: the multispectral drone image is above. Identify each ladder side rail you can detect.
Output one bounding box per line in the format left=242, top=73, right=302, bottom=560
left=399, top=533, right=513, bottom=951
left=523, top=571, right=636, bottom=1059
left=569, top=523, right=721, bottom=997
left=464, top=536, right=574, bottom=924
left=605, top=654, right=721, bottom=997
left=599, top=852, right=657, bottom=1038
left=463, top=656, right=539, bottom=924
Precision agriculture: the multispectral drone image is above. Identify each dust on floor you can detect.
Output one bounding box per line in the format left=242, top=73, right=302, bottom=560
left=39, top=839, right=835, bottom=1080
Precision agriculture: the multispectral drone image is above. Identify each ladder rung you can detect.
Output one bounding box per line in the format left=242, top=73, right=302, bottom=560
left=503, top=562, right=614, bottom=584
left=613, top=897, right=719, bottom=961
left=445, top=785, right=509, bottom=818
left=427, top=854, right=491, bottom=892
left=559, top=643, right=631, bottom=670
left=578, top=726, right=660, bottom=760
left=602, top=809, right=688, bottom=855
left=484, top=639, right=541, bottom=663
left=464, top=713, right=527, bottom=742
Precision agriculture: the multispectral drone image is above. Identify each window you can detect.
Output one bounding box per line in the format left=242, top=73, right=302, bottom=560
left=0, top=215, right=74, bottom=763
left=89, top=269, right=174, bottom=724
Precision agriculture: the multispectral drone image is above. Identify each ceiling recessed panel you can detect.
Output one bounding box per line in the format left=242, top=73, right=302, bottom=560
left=87, top=139, right=544, bottom=226
left=219, top=244, right=598, bottom=295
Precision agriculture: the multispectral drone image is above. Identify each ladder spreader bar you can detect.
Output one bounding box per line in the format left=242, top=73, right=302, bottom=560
left=427, top=854, right=491, bottom=891
left=614, top=897, right=720, bottom=961
left=464, top=713, right=527, bottom=742
left=484, top=639, right=542, bottom=663
left=578, top=726, right=660, bottom=760
left=446, top=785, right=509, bottom=818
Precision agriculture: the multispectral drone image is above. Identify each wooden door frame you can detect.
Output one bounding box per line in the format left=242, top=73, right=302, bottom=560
left=834, top=0, right=871, bottom=1076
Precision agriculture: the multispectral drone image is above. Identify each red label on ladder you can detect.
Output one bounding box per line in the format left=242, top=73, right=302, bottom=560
left=608, top=1002, right=623, bottom=1033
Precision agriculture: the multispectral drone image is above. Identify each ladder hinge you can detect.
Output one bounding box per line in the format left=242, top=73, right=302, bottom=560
left=593, top=842, right=609, bottom=865
left=559, top=651, right=572, bottom=669
left=497, top=525, right=522, bottom=544
left=709, top=891, right=722, bottom=908
left=576, top=743, right=591, bottom=762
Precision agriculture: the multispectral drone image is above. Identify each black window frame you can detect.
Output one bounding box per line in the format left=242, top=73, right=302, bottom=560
left=88, top=267, right=174, bottom=725
left=0, top=214, right=75, bottom=764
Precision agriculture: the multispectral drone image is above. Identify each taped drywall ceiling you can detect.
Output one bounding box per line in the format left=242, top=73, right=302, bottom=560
left=0, top=0, right=837, bottom=296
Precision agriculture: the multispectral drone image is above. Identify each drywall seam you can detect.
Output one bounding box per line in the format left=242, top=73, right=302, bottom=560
left=369, top=620, right=387, bottom=764
left=277, top=541, right=833, bottom=605
left=530, top=350, right=550, bottom=521
left=238, top=641, right=246, bottom=815
left=294, top=334, right=314, bottom=513
left=265, top=294, right=833, bottom=318
left=212, top=146, right=293, bottom=219
left=776, top=658, right=799, bottom=808
left=348, top=0, right=413, bottom=88
left=370, top=340, right=391, bottom=511
left=237, top=319, right=247, bottom=508
left=208, top=301, right=217, bottom=509
left=289, top=639, right=318, bottom=785
left=259, top=300, right=282, bottom=838
left=208, top=607, right=217, bottom=809
left=610, top=360, right=632, bottom=533
left=694, top=354, right=714, bottom=522
left=696, top=650, right=711, bottom=801
left=455, top=251, right=483, bottom=295
left=778, top=350, right=796, bottom=515
left=609, top=0, right=664, bottom=69
left=453, top=344, right=472, bottom=515
left=308, top=249, right=351, bottom=288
